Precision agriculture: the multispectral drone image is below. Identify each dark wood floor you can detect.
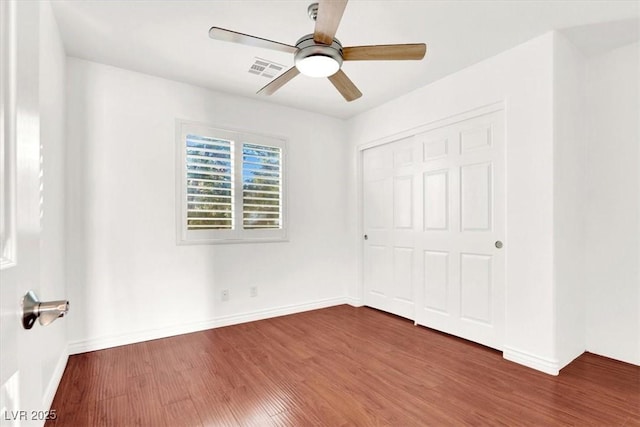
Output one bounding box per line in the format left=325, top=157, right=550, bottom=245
left=48, top=305, right=639, bottom=426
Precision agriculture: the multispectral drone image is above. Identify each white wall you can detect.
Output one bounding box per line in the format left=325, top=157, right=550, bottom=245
left=347, top=33, right=558, bottom=373
left=584, top=41, right=640, bottom=365
left=39, top=0, right=68, bottom=406
left=552, top=33, right=587, bottom=368
left=65, top=59, right=354, bottom=352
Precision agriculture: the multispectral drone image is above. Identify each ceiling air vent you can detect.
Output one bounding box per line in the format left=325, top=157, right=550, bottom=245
left=248, top=57, right=286, bottom=79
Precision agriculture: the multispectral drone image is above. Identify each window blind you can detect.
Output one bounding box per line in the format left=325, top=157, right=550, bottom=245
left=242, top=143, right=282, bottom=229
left=186, top=134, right=233, bottom=230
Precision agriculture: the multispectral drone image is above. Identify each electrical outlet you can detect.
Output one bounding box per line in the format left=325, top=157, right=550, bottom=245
left=221, top=289, right=229, bottom=302
left=250, top=286, right=258, bottom=298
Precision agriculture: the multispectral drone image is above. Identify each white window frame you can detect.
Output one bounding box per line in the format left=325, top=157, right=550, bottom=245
left=176, top=120, right=288, bottom=244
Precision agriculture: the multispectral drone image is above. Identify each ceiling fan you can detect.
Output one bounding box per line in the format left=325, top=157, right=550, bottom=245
left=208, top=0, right=427, bottom=102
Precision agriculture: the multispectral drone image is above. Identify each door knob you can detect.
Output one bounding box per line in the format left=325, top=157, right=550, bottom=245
left=22, top=291, right=69, bottom=330
left=495, top=240, right=503, bottom=249
left=364, top=234, right=368, bottom=240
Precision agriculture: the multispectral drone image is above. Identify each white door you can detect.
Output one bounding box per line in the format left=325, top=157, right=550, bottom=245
left=362, top=137, right=416, bottom=320
left=414, top=110, right=505, bottom=349
left=1, top=1, right=49, bottom=425
left=362, top=109, right=505, bottom=350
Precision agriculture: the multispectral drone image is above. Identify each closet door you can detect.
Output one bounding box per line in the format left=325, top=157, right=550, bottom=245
left=361, top=109, right=505, bottom=350
left=415, top=110, right=505, bottom=350
left=362, top=137, right=416, bottom=320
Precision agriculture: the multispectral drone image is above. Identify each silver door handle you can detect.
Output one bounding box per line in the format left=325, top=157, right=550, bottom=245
left=495, top=240, right=503, bottom=249
left=22, top=291, right=69, bottom=330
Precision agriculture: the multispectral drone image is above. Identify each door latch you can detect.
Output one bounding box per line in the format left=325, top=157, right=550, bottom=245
left=22, top=291, right=69, bottom=330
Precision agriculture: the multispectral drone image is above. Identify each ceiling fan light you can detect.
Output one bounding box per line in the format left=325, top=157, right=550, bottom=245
left=293, top=34, right=343, bottom=78
left=295, top=54, right=340, bottom=78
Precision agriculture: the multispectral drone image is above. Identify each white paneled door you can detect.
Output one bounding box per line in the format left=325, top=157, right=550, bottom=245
left=362, top=137, right=416, bottom=320
left=362, top=110, right=505, bottom=350
left=1, top=2, right=49, bottom=425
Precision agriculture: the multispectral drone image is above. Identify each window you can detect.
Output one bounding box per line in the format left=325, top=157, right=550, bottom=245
left=177, top=121, right=286, bottom=244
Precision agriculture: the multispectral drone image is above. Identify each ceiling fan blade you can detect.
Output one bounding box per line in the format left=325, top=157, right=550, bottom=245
left=257, top=67, right=300, bottom=96
left=328, top=69, right=362, bottom=102
left=209, top=27, right=297, bottom=54
left=343, top=44, right=427, bottom=61
left=314, top=0, right=348, bottom=45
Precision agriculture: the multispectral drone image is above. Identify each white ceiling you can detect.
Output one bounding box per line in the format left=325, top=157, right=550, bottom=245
left=51, top=0, right=640, bottom=119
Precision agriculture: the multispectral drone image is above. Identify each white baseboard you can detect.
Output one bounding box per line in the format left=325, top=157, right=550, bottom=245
left=345, top=297, right=363, bottom=307
left=503, top=346, right=560, bottom=375
left=68, top=297, right=348, bottom=355
left=43, top=346, right=68, bottom=410
left=556, top=349, right=586, bottom=372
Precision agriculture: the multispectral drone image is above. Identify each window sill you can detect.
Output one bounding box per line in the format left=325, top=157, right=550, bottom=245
left=176, top=236, right=289, bottom=246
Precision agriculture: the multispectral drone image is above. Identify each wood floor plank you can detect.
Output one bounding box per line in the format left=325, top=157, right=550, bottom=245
left=154, top=369, right=192, bottom=406
left=92, top=394, right=132, bottom=427
left=269, top=408, right=324, bottom=427
left=126, top=374, right=168, bottom=427
left=47, top=305, right=640, bottom=426
left=162, top=398, right=203, bottom=427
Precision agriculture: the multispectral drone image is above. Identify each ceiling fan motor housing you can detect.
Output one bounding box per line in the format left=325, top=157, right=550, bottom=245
left=294, top=34, right=343, bottom=77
